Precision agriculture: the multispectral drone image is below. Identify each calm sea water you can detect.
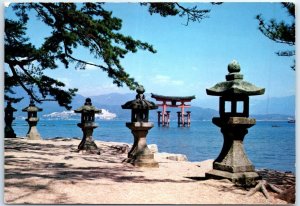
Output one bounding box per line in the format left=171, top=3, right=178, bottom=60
left=12, top=119, right=295, bottom=173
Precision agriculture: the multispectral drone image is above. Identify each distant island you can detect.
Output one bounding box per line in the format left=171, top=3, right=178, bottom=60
left=42, top=109, right=117, bottom=120
left=9, top=87, right=295, bottom=121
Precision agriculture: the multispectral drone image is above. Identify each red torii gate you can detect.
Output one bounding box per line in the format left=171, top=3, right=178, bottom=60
left=151, top=93, right=196, bottom=127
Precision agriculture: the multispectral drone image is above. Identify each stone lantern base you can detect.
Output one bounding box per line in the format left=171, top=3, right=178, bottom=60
left=77, top=123, right=100, bottom=155
left=26, top=126, right=42, bottom=140
left=205, top=117, right=260, bottom=186
left=26, top=120, right=42, bottom=140
left=5, top=126, right=17, bottom=138
left=124, top=122, right=159, bottom=168
left=205, top=170, right=260, bottom=186
left=78, top=137, right=100, bottom=154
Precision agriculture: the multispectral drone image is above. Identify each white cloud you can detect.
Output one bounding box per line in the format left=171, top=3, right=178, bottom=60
left=57, top=78, right=72, bottom=88
left=151, top=75, right=184, bottom=86
left=77, top=83, right=131, bottom=96
left=85, top=63, right=98, bottom=70
left=4, top=2, right=11, bottom=7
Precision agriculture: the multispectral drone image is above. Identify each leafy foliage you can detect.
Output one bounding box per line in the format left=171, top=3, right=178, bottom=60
left=142, top=3, right=210, bottom=25
left=5, top=3, right=214, bottom=109
left=256, top=3, right=295, bottom=70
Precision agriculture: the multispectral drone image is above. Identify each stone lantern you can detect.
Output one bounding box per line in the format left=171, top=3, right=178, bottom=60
left=5, top=101, right=17, bottom=138
left=74, top=98, right=101, bottom=154
left=205, top=60, right=265, bottom=185
left=22, top=99, right=43, bottom=140
left=121, top=86, right=159, bottom=167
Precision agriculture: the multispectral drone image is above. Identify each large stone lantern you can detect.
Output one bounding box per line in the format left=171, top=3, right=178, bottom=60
left=22, top=99, right=43, bottom=140
left=205, top=60, right=265, bottom=185
left=74, top=98, right=101, bottom=154
left=5, top=101, right=17, bottom=138
left=121, top=86, right=159, bottom=167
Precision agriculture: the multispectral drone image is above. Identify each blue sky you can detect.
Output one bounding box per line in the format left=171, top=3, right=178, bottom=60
left=5, top=2, right=295, bottom=102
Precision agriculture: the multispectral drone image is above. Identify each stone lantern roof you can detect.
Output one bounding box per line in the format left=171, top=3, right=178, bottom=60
left=122, top=86, right=158, bottom=110
left=74, top=98, right=101, bottom=113
left=206, top=60, right=265, bottom=96
left=22, top=99, right=43, bottom=112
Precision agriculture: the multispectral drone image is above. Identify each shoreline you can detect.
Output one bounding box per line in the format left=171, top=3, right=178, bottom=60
left=4, top=137, right=294, bottom=204
left=16, top=135, right=296, bottom=174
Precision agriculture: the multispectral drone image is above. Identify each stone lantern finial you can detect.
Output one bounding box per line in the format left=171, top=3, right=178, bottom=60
left=225, top=60, right=244, bottom=82
left=29, top=98, right=35, bottom=106
left=85, top=98, right=92, bottom=105
left=228, top=60, right=241, bottom=73
left=136, top=85, right=145, bottom=94
left=136, top=85, right=146, bottom=102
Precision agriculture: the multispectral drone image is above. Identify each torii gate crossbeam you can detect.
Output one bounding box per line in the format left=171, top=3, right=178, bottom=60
left=151, top=93, right=196, bottom=127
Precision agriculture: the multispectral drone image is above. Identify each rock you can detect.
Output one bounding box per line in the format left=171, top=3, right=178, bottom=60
left=158, top=152, right=188, bottom=161
left=148, top=144, right=158, bottom=153
left=110, top=144, right=130, bottom=154
left=167, top=154, right=188, bottom=161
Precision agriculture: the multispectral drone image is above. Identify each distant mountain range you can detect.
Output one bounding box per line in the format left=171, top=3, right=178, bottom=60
left=250, top=95, right=295, bottom=116
left=7, top=87, right=295, bottom=121
left=195, top=95, right=295, bottom=116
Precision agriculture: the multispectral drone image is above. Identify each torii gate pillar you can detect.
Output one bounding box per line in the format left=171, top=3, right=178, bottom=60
left=151, top=94, right=195, bottom=127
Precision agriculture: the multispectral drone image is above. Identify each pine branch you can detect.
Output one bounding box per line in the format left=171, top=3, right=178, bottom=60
left=175, top=3, right=210, bottom=26
left=8, top=64, right=41, bottom=103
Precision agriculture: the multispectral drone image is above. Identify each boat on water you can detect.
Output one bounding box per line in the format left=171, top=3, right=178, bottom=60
left=288, top=118, right=296, bottom=123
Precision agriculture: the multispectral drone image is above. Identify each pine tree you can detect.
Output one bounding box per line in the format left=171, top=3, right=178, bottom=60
left=256, top=3, right=295, bottom=70
left=5, top=3, right=212, bottom=109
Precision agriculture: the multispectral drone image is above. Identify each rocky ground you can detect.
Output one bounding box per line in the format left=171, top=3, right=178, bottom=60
left=4, top=138, right=295, bottom=204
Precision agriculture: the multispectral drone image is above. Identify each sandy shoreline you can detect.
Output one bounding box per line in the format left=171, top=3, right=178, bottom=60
left=4, top=138, right=293, bottom=204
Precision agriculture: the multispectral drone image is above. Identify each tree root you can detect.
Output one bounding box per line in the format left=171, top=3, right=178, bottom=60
left=247, top=180, right=283, bottom=199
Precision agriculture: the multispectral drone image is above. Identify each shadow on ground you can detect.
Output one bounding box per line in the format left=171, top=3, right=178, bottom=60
left=5, top=139, right=193, bottom=184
